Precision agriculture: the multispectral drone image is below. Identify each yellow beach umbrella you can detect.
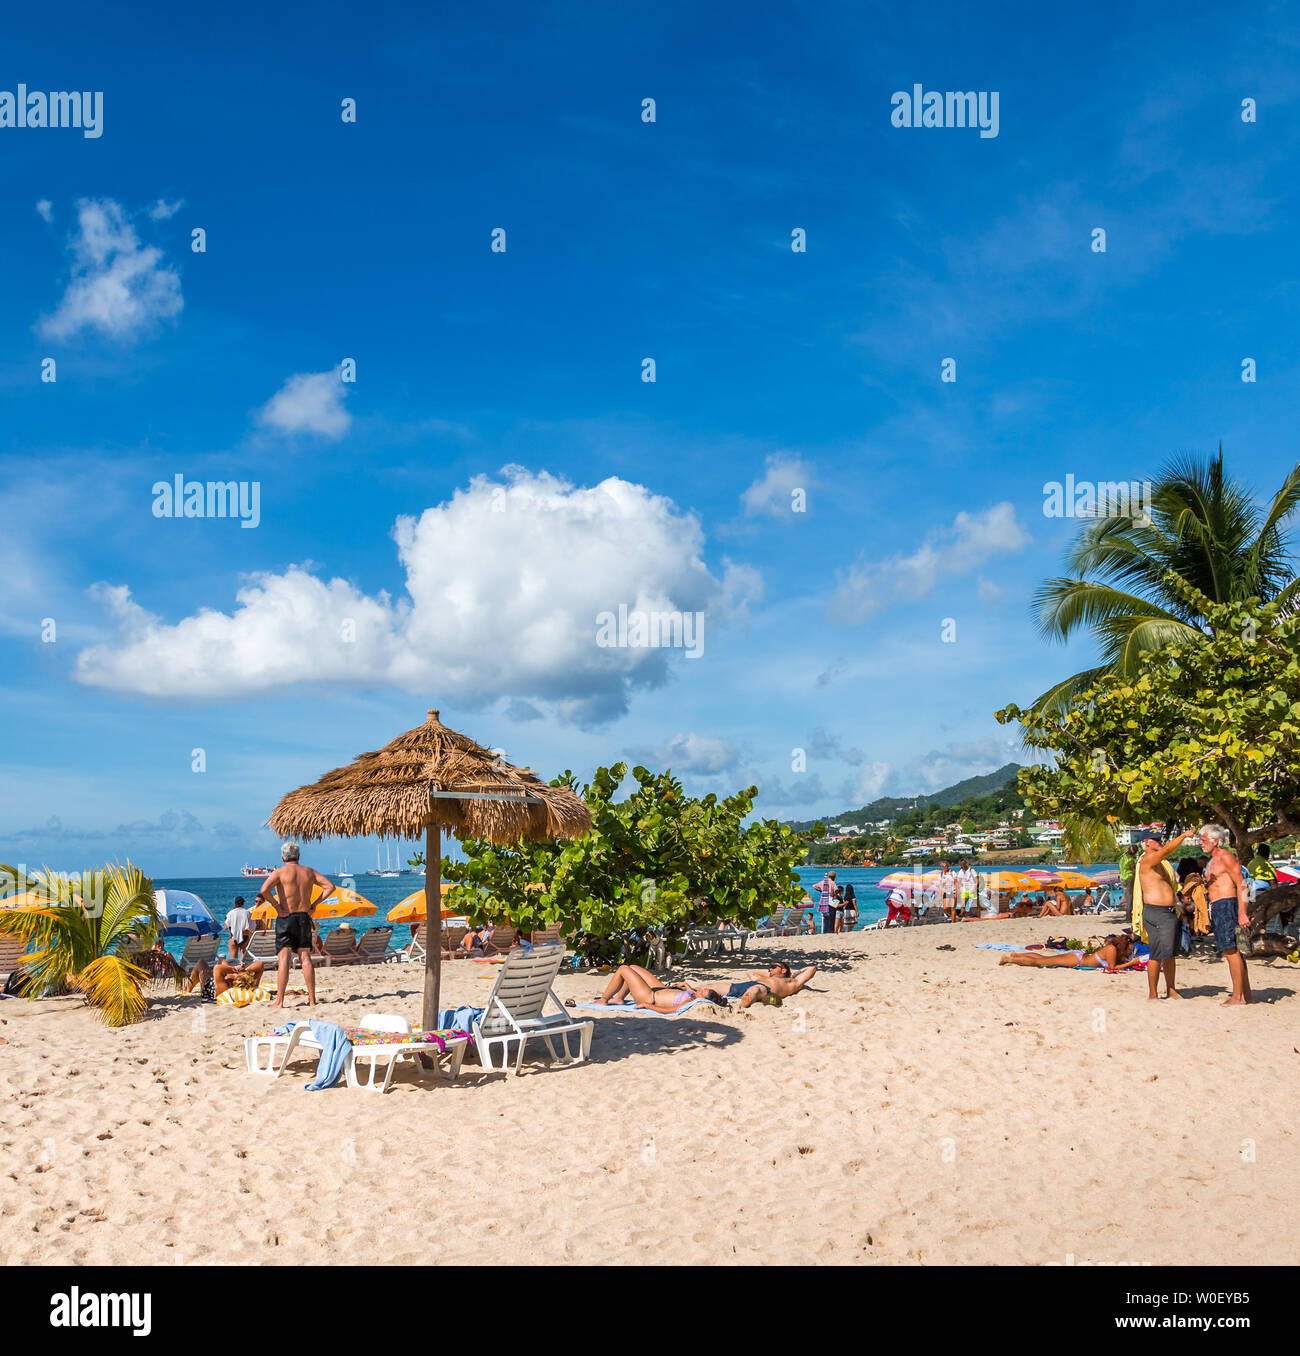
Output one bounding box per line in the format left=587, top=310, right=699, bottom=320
left=982, top=871, right=1041, bottom=893
left=250, top=885, right=377, bottom=923
left=1, top=890, right=56, bottom=910
left=387, top=884, right=465, bottom=924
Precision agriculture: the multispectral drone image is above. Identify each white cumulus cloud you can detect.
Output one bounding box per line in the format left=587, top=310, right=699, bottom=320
left=35, top=199, right=53, bottom=223
left=148, top=198, right=184, bottom=220
left=257, top=371, right=351, bottom=438
left=830, top=502, right=1030, bottom=622
left=74, top=468, right=750, bottom=725
left=39, top=198, right=183, bottom=341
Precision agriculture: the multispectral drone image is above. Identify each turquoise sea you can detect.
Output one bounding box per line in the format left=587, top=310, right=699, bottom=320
left=153, top=863, right=1121, bottom=955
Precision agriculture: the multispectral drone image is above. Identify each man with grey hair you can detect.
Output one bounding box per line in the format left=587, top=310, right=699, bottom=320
left=1198, top=824, right=1253, bottom=1005
left=254, top=841, right=337, bottom=1007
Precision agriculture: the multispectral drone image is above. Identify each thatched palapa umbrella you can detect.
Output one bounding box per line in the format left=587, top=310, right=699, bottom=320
left=268, top=709, right=591, bottom=1028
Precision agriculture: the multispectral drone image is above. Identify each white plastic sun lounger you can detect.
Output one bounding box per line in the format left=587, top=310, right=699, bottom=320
left=471, top=942, right=593, bottom=1075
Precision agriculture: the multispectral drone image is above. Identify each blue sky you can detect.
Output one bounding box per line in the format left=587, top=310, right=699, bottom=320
left=3, top=2, right=1300, bottom=874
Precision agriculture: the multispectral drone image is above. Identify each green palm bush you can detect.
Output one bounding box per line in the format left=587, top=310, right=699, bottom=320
left=1032, top=447, right=1300, bottom=713
left=0, top=862, right=176, bottom=1025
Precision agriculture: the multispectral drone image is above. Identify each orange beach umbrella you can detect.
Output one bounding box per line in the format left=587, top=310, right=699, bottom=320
left=386, top=885, right=464, bottom=925
left=250, top=884, right=377, bottom=923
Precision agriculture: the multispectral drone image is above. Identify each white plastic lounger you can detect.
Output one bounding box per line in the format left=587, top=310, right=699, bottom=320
left=244, top=1016, right=468, bottom=1092
left=471, top=942, right=593, bottom=1075
left=345, top=1014, right=468, bottom=1092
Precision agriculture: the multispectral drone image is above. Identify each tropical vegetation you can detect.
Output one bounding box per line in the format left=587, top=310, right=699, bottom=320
left=1031, top=448, right=1300, bottom=714
left=998, top=588, right=1300, bottom=930
left=0, top=862, right=176, bottom=1025
left=442, top=763, right=819, bottom=965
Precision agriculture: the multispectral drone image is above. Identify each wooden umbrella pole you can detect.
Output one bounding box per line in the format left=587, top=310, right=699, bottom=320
left=423, top=820, right=442, bottom=1031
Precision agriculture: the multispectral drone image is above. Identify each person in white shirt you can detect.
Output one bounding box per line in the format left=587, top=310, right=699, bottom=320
left=955, top=860, right=979, bottom=918
left=225, top=896, right=253, bottom=962
left=937, top=860, right=958, bottom=923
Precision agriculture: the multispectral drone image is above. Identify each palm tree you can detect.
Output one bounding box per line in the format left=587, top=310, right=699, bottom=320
left=0, top=862, right=172, bottom=1025
left=1031, top=446, right=1300, bottom=712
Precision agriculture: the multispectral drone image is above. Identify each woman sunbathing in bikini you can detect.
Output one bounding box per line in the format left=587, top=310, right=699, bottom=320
left=594, top=964, right=729, bottom=1011
left=998, top=934, right=1141, bottom=970
left=184, top=957, right=265, bottom=1001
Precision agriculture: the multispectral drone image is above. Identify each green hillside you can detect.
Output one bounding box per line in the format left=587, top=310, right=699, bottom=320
left=784, top=762, right=1024, bottom=832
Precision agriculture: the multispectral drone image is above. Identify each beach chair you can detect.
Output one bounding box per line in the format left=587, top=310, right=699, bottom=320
left=247, top=930, right=278, bottom=964
left=346, top=1014, right=468, bottom=1092
left=249, top=1015, right=469, bottom=1092
left=527, top=924, right=563, bottom=946
left=441, top=925, right=469, bottom=956
left=178, top=936, right=218, bottom=972
left=0, top=935, right=29, bottom=987
left=355, top=927, right=397, bottom=963
left=471, top=942, right=594, bottom=1075
left=777, top=906, right=806, bottom=937
left=763, top=907, right=789, bottom=937
left=407, top=923, right=427, bottom=963
left=319, top=930, right=361, bottom=965
left=481, top=925, right=520, bottom=956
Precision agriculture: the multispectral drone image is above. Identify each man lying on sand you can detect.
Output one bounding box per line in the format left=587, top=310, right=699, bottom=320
left=718, top=962, right=817, bottom=1006
left=998, top=933, right=1141, bottom=970
left=184, top=957, right=266, bottom=1001
left=594, top=962, right=816, bottom=1011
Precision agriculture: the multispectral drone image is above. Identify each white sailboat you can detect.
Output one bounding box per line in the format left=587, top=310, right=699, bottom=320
left=378, top=843, right=401, bottom=877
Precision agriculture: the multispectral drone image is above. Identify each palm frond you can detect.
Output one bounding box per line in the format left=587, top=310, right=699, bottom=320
left=1026, top=665, right=1110, bottom=720
left=77, top=955, right=149, bottom=1027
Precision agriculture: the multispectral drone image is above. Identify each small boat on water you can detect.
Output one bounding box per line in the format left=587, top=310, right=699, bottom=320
left=240, top=864, right=273, bottom=877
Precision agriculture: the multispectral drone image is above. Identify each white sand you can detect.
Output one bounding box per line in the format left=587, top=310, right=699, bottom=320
left=2, top=916, right=1297, bottom=1266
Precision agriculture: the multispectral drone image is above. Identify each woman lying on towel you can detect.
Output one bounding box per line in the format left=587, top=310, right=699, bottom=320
left=594, top=964, right=730, bottom=1011
left=998, top=933, right=1141, bottom=970
left=595, top=962, right=817, bottom=1011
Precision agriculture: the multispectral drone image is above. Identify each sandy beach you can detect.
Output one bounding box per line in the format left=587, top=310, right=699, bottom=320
left=2, top=916, right=1296, bottom=1268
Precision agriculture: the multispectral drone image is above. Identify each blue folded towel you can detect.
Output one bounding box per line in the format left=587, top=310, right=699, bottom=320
left=273, top=1020, right=350, bottom=1090
left=438, top=1005, right=484, bottom=1030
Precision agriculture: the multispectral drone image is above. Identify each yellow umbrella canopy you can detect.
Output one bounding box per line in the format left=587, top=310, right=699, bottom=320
left=388, top=885, right=461, bottom=924
left=250, top=885, right=377, bottom=923
left=982, top=871, right=1042, bottom=893
left=266, top=708, right=591, bottom=1028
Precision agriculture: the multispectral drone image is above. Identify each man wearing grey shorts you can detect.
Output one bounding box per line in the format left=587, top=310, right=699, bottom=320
left=1138, top=826, right=1194, bottom=1000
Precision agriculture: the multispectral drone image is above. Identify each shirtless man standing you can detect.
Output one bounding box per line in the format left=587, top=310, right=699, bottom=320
left=255, top=842, right=336, bottom=1007
left=1198, top=823, right=1253, bottom=1005
left=1138, top=827, right=1194, bottom=1000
